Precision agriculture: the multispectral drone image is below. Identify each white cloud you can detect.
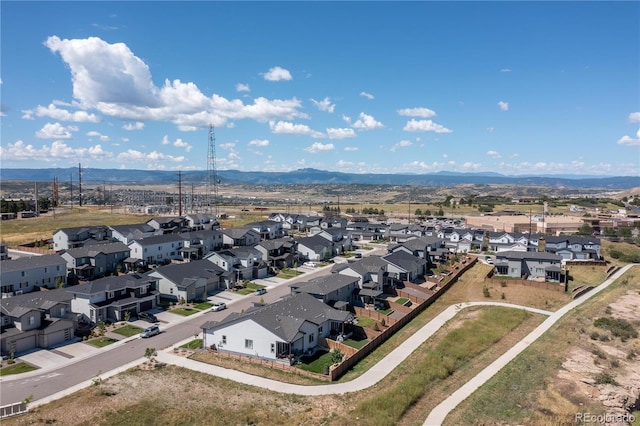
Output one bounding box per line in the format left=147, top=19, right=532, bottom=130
left=173, top=138, right=192, bottom=152
left=116, top=149, right=185, bottom=163
left=44, top=36, right=306, bottom=129
left=36, top=122, right=78, bottom=139
left=326, top=127, right=356, bottom=139
left=0, top=139, right=112, bottom=162
left=486, top=127, right=495, bottom=132
left=22, top=103, right=101, bottom=122
left=500, top=68, right=512, bottom=73
left=269, top=120, right=324, bottom=138
left=220, top=142, right=236, bottom=150
left=236, top=83, right=250, bottom=92
left=262, top=66, right=292, bottom=81
left=397, top=107, right=436, bottom=118
left=344, top=146, right=359, bottom=151
left=123, top=121, right=144, bottom=130
left=310, top=97, right=335, bottom=113
left=352, top=112, right=384, bottom=130
left=487, top=150, right=502, bottom=158
left=629, top=112, right=640, bottom=123
left=617, top=129, right=640, bottom=146
left=360, top=91, right=374, bottom=100
left=498, top=101, right=509, bottom=111
left=249, top=139, right=269, bottom=147
left=342, top=114, right=351, bottom=124
left=391, top=140, right=412, bottom=152
left=304, top=142, right=334, bottom=153
left=86, top=130, right=110, bottom=142
left=403, top=119, right=452, bottom=133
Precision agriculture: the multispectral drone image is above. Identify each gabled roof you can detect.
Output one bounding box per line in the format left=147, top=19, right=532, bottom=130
left=63, top=242, right=130, bottom=258
left=109, top=223, right=156, bottom=234
left=392, top=236, right=444, bottom=252
left=201, top=292, right=351, bottom=342
left=290, top=274, right=358, bottom=296
left=129, top=233, right=184, bottom=245
left=65, top=274, right=156, bottom=296
left=496, top=250, right=562, bottom=262
left=0, top=287, right=73, bottom=317
left=222, top=228, right=260, bottom=239
left=147, top=259, right=225, bottom=283
left=54, top=225, right=108, bottom=236
left=256, top=238, right=296, bottom=251
left=296, top=235, right=334, bottom=251
left=383, top=250, right=427, bottom=271
left=342, top=255, right=388, bottom=276
left=545, top=235, right=601, bottom=245
left=0, top=254, right=66, bottom=273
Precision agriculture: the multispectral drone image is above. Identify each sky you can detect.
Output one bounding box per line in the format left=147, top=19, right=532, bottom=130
left=1, top=1, right=639, bottom=177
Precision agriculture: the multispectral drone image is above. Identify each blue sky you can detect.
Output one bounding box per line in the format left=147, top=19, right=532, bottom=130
left=1, top=1, right=639, bottom=176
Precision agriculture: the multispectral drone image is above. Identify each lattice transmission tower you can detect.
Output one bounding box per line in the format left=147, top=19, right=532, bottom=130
left=207, top=124, right=220, bottom=217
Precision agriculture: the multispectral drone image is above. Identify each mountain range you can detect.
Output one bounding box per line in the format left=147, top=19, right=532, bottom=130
left=1, top=168, right=638, bottom=190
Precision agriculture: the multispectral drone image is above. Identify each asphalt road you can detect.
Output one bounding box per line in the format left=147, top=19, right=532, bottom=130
left=0, top=247, right=387, bottom=406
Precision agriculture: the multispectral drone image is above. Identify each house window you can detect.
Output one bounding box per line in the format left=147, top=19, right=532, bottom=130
left=61, top=307, right=66, bottom=316
left=21, top=271, right=25, bottom=277
left=222, top=335, right=227, bottom=344
left=28, top=315, right=35, bottom=325
left=141, top=286, right=147, bottom=294
left=108, top=291, right=115, bottom=299
left=170, top=288, right=174, bottom=294
left=45, top=267, right=48, bottom=273
left=308, top=334, right=314, bottom=343
left=270, top=343, right=275, bottom=353
left=245, top=339, right=253, bottom=350
left=318, top=326, right=323, bottom=333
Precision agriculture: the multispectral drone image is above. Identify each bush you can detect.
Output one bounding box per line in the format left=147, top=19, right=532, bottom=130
left=592, top=348, right=607, bottom=360
left=594, top=317, right=638, bottom=342
left=482, top=286, right=490, bottom=298
left=594, top=371, right=618, bottom=385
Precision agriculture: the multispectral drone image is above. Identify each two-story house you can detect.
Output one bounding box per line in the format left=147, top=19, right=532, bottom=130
left=493, top=251, right=563, bottom=281
left=289, top=274, right=360, bottom=305
left=244, top=220, right=285, bottom=240
left=128, top=234, right=185, bottom=265
left=178, top=229, right=224, bottom=261
left=53, top=225, right=110, bottom=251
left=222, top=228, right=261, bottom=248
left=1, top=254, right=67, bottom=297
left=61, top=242, right=130, bottom=280
left=254, top=238, right=299, bottom=270
left=147, top=259, right=231, bottom=302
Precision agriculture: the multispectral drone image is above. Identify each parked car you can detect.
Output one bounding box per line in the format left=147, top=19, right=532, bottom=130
left=303, top=261, right=316, bottom=268
left=354, top=253, right=363, bottom=258
left=254, top=288, right=267, bottom=295
left=140, top=325, right=160, bottom=338
left=211, top=302, right=227, bottom=312
left=138, top=312, right=158, bottom=323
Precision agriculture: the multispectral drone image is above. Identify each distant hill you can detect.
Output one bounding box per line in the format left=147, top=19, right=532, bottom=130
left=1, top=167, right=638, bottom=190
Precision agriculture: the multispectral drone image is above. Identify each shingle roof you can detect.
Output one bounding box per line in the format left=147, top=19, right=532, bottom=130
left=63, top=242, right=130, bottom=258
left=148, top=259, right=225, bottom=283
left=383, top=250, right=427, bottom=271
left=1, top=287, right=73, bottom=317
left=0, top=254, right=66, bottom=273
left=290, top=274, right=358, bottom=296
left=496, top=251, right=562, bottom=262
left=202, top=293, right=352, bottom=342
left=65, top=274, right=156, bottom=296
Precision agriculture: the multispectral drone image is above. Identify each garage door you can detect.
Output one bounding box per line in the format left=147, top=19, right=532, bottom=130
left=12, top=335, right=37, bottom=354
left=140, top=300, right=153, bottom=311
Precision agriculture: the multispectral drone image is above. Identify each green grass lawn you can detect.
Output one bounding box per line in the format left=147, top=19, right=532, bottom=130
left=237, top=282, right=266, bottom=295
left=377, top=308, right=393, bottom=315
left=343, top=338, right=369, bottom=349
left=181, top=339, right=203, bottom=350
left=297, top=350, right=333, bottom=374
left=277, top=269, right=304, bottom=279
left=193, top=302, right=212, bottom=310
left=112, top=324, right=144, bottom=337
left=395, top=297, right=410, bottom=306
left=0, top=362, right=39, bottom=376
left=87, top=336, right=119, bottom=347
left=355, top=316, right=377, bottom=328
left=171, top=307, right=199, bottom=316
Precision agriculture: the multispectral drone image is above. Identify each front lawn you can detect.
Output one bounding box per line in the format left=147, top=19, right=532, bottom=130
left=112, top=324, right=144, bottom=337
left=297, top=350, right=332, bottom=374
left=87, top=337, right=119, bottom=347
left=193, top=302, right=213, bottom=310
left=171, top=307, right=199, bottom=316
left=181, top=339, right=203, bottom=350
left=237, top=283, right=266, bottom=295
left=0, top=362, right=39, bottom=376
left=277, top=269, right=304, bottom=279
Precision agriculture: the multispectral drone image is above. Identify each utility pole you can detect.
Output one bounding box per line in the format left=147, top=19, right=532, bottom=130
left=178, top=171, right=183, bottom=217
left=70, top=172, right=73, bottom=209
left=35, top=182, right=39, bottom=216
left=78, top=163, right=83, bottom=207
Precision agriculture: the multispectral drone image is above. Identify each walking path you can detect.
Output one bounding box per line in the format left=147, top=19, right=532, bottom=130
left=23, top=264, right=635, bottom=426
left=423, top=264, right=634, bottom=426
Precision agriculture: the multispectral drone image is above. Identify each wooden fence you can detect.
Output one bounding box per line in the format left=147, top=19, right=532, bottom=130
left=486, top=277, right=566, bottom=292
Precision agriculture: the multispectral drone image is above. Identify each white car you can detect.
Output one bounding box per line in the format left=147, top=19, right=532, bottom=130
left=303, top=261, right=316, bottom=268
left=211, top=302, right=227, bottom=312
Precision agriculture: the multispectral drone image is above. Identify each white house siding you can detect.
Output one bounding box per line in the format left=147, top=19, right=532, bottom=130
left=204, top=319, right=284, bottom=360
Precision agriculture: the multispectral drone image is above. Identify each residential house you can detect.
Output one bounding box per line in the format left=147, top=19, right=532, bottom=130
left=388, top=236, right=446, bottom=265
left=487, top=232, right=533, bottom=253
left=222, top=228, right=261, bottom=248
left=184, top=213, right=218, bottom=231
left=146, top=216, right=188, bottom=234
left=320, top=216, right=348, bottom=229
left=110, top=223, right=158, bottom=245
left=296, top=235, right=335, bottom=261
left=61, top=242, right=130, bottom=280
left=255, top=238, right=299, bottom=270
left=383, top=251, right=428, bottom=283
left=493, top=251, right=563, bottom=281
left=0, top=243, right=9, bottom=261
left=312, top=227, right=353, bottom=254
left=1, top=254, right=67, bottom=297
left=53, top=225, right=110, bottom=251
left=289, top=274, right=360, bottom=305
left=128, top=234, right=185, bottom=266
left=334, top=255, right=389, bottom=304
left=178, top=229, right=223, bottom=261
left=147, top=259, right=231, bottom=302
left=544, top=235, right=601, bottom=260
left=67, top=274, right=159, bottom=323
left=346, top=221, right=388, bottom=241
left=205, top=247, right=267, bottom=281
left=244, top=220, right=285, bottom=240
left=387, top=223, right=426, bottom=243
left=1, top=288, right=76, bottom=355
left=201, top=292, right=352, bottom=362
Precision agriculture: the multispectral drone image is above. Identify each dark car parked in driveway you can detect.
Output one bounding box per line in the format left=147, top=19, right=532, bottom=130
left=138, top=312, right=158, bottom=323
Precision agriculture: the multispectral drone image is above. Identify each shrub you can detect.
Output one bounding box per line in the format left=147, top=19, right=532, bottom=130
left=594, top=371, right=618, bottom=385
left=482, top=286, right=490, bottom=298
left=592, top=348, right=607, bottom=360
left=500, top=281, right=507, bottom=288
left=590, top=331, right=600, bottom=340
left=501, top=292, right=506, bottom=300
left=610, top=359, right=620, bottom=368
left=594, top=317, right=638, bottom=342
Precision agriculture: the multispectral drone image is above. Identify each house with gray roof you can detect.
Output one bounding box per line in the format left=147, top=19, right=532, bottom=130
left=184, top=213, right=218, bottom=231
left=205, top=247, right=267, bottom=280
left=334, top=255, right=390, bottom=304
left=201, top=292, right=352, bottom=363
left=128, top=233, right=185, bottom=265
left=255, top=238, right=299, bottom=270
left=53, top=225, right=110, bottom=251
left=109, top=223, right=158, bottom=245
left=1, top=254, right=67, bottom=297
left=147, top=259, right=231, bottom=302
left=312, top=227, right=353, bottom=254
left=146, top=216, right=188, bottom=234
left=383, top=251, right=428, bottom=283
left=289, top=274, right=360, bottom=305
left=544, top=235, right=601, bottom=260
left=494, top=251, right=563, bottom=281
left=66, top=274, right=159, bottom=324
left=61, top=242, right=130, bottom=280
left=244, top=220, right=285, bottom=240
left=0, top=288, right=76, bottom=355
left=178, top=229, right=223, bottom=261
left=222, top=228, right=261, bottom=248
left=388, top=236, right=446, bottom=264
left=296, top=235, right=335, bottom=261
